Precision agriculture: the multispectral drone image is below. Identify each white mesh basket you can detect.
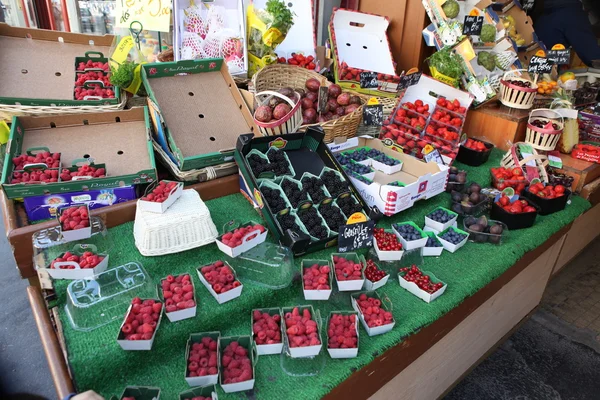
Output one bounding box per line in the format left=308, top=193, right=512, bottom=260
left=134, top=189, right=218, bottom=256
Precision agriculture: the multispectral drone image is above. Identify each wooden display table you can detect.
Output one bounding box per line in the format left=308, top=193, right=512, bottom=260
left=463, top=102, right=529, bottom=151
left=555, top=156, right=600, bottom=193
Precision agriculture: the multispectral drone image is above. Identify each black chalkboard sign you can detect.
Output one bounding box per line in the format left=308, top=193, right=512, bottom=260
left=463, top=16, right=484, bottom=36
left=397, top=71, right=422, bottom=91
left=547, top=49, right=571, bottom=65
left=317, top=86, right=329, bottom=113
left=338, top=220, right=375, bottom=252
left=363, top=104, right=384, bottom=126
left=528, top=55, right=552, bottom=74
left=521, top=0, right=535, bottom=11
left=360, top=71, right=378, bottom=89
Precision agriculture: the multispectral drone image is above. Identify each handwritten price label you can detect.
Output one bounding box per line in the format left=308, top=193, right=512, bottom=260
left=115, top=0, right=172, bottom=32
left=338, top=220, right=374, bottom=252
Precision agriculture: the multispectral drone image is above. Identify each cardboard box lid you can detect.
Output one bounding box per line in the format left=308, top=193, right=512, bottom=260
left=330, top=9, right=396, bottom=75
left=147, top=69, right=253, bottom=158
left=0, top=24, right=112, bottom=100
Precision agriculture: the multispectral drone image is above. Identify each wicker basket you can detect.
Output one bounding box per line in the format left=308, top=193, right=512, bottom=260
left=0, top=95, right=127, bottom=120
left=499, top=69, right=538, bottom=110
left=251, top=64, right=365, bottom=143
left=134, top=189, right=218, bottom=256
left=254, top=91, right=302, bottom=136
left=525, top=108, right=564, bottom=151
left=501, top=142, right=549, bottom=183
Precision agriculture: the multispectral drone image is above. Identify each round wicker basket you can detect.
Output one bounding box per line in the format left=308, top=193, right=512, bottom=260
left=525, top=108, right=564, bottom=151
left=501, top=142, right=549, bottom=183
left=253, top=90, right=302, bottom=136
left=498, top=69, right=538, bottom=110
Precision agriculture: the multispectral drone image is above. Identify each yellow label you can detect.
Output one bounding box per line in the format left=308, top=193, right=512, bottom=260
left=0, top=120, right=9, bottom=144
left=125, top=63, right=144, bottom=95
left=551, top=44, right=566, bottom=50
left=367, top=97, right=380, bottom=106
left=115, top=0, right=172, bottom=32
left=535, top=49, right=547, bottom=57
left=263, top=27, right=284, bottom=47
left=423, top=144, right=435, bottom=155
left=406, top=67, right=419, bottom=75
left=110, top=36, right=134, bottom=71
left=347, top=212, right=367, bottom=224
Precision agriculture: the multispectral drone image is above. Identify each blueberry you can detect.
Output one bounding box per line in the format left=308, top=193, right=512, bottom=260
left=374, top=154, right=401, bottom=166
left=425, top=237, right=442, bottom=247
left=393, top=224, right=423, bottom=241
left=428, top=209, right=454, bottom=223
left=440, top=229, right=467, bottom=245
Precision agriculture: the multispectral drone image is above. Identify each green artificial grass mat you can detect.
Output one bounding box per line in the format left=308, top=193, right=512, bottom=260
left=52, top=149, right=591, bottom=399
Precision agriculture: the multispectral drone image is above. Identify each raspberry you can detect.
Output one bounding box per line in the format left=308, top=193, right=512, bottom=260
left=200, top=261, right=241, bottom=296
left=120, top=298, right=161, bottom=340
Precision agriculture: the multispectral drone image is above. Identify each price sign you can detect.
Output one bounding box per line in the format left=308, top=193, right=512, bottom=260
left=463, top=16, right=484, bottom=36
left=338, top=220, right=375, bottom=252
left=521, top=0, right=535, bottom=10
left=317, top=86, right=329, bottom=113
left=363, top=104, right=384, bottom=126
left=528, top=55, right=552, bottom=74
left=547, top=49, right=571, bottom=65
left=116, top=0, right=172, bottom=32
left=360, top=71, right=378, bottom=89
left=397, top=71, right=422, bottom=91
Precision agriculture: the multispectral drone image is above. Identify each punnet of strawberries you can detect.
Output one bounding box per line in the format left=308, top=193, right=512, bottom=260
left=12, top=151, right=60, bottom=170
left=327, top=313, right=358, bottom=349
left=220, top=224, right=266, bottom=248
left=495, top=194, right=537, bottom=213
left=373, top=227, right=402, bottom=252
left=278, top=52, right=316, bottom=70
left=77, top=59, right=109, bottom=72
left=200, top=261, right=242, bottom=294
left=400, top=265, right=444, bottom=294
left=393, top=107, right=427, bottom=131
left=50, top=250, right=104, bottom=269
left=337, top=61, right=400, bottom=84
left=161, top=274, right=195, bottom=313
left=141, top=180, right=180, bottom=203
left=187, top=336, right=218, bottom=378
left=491, top=167, right=529, bottom=194
left=435, top=97, right=467, bottom=114
left=431, top=109, right=463, bottom=128
left=402, top=99, right=431, bottom=117
left=252, top=309, right=282, bottom=345
left=221, top=341, right=253, bottom=384
left=11, top=168, right=59, bottom=184
left=463, top=138, right=489, bottom=152
left=425, top=120, right=460, bottom=143
left=59, top=206, right=90, bottom=231
left=333, top=255, right=363, bottom=281
left=303, top=262, right=331, bottom=290
left=284, top=306, right=321, bottom=347
left=527, top=182, right=566, bottom=199
left=355, top=293, right=394, bottom=328
left=60, top=164, right=106, bottom=181
left=120, top=298, right=162, bottom=341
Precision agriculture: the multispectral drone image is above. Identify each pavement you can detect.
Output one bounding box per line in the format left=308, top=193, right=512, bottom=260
left=0, top=209, right=598, bottom=399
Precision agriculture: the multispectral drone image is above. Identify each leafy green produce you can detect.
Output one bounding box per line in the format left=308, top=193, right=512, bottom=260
left=109, top=61, right=146, bottom=96
left=477, top=51, right=495, bottom=72
left=427, top=48, right=464, bottom=79
left=442, top=0, right=460, bottom=19
left=480, top=24, right=496, bottom=43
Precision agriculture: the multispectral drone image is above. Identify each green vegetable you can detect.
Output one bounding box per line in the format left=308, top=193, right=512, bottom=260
left=477, top=51, right=495, bottom=72
left=266, top=0, right=293, bottom=34
left=427, top=48, right=464, bottom=79
left=480, top=24, right=496, bottom=43
left=442, top=0, right=460, bottom=19
left=110, top=61, right=137, bottom=89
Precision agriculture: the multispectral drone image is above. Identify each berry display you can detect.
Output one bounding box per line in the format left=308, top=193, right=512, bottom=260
left=200, top=261, right=242, bottom=294
left=75, top=71, right=111, bottom=87
left=60, top=164, right=107, bottom=181
left=344, top=148, right=385, bottom=162
left=321, top=170, right=348, bottom=197
left=495, top=195, right=537, bottom=214
left=505, top=79, right=532, bottom=88
left=527, top=182, right=566, bottom=199
left=336, top=195, right=363, bottom=217
left=284, top=307, right=321, bottom=347
left=253, top=310, right=282, bottom=345
left=402, top=99, right=431, bottom=117
left=303, top=263, right=331, bottom=290
left=439, top=228, right=467, bottom=244
left=333, top=255, right=363, bottom=281
left=399, top=265, right=444, bottom=293
left=425, top=236, right=442, bottom=247
left=11, top=168, right=58, bottom=184
left=464, top=216, right=504, bottom=244
left=267, top=149, right=292, bottom=176
left=59, top=206, right=90, bottom=231
left=261, top=186, right=287, bottom=213
left=355, top=293, right=394, bottom=328
left=319, top=203, right=346, bottom=232
left=327, top=313, right=358, bottom=349
left=373, top=154, right=401, bottom=166
left=221, top=341, right=253, bottom=384
left=187, top=336, right=218, bottom=378
left=393, top=107, right=427, bottom=131
left=248, top=153, right=272, bottom=176
left=281, top=179, right=309, bottom=208
left=120, top=297, right=162, bottom=341
left=77, top=60, right=109, bottom=71
left=373, top=228, right=402, bottom=251
left=436, top=98, right=467, bottom=114
left=334, top=153, right=352, bottom=166
left=220, top=224, right=266, bottom=247
left=141, top=181, right=179, bottom=203
left=298, top=207, right=328, bottom=240
left=393, top=223, right=423, bottom=241
left=346, top=171, right=372, bottom=184
left=74, top=85, right=115, bottom=100
left=364, top=259, right=387, bottom=282
left=301, top=176, right=328, bottom=203
left=50, top=250, right=104, bottom=269
left=277, top=212, right=301, bottom=234
left=161, top=274, right=195, bottom=313
left=342, top=162, right=372, bottom=175
left=337, top=60, right=400, bottom=84
left=432, top=109, right=463, bottom=128
left=427, top=208, right=455, bottom=223
left=425, top=120, right=460, bottom=143
left=12, top=151, right=60, bottom=170
left=491, top=167, right=528, bottom=193
left=278, top=52, right=316, bottom=70
left=530, top=119, right=560, bottom=130
left=463, top=138, right=489, bottom=152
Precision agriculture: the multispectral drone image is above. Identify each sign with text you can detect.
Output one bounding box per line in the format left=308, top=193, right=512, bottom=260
left=547, top=49, right=571, bottom=65
left=398, top=71, right=422, bottom=91
left=463, top=16, right=484, bottom=36
left=528, top=55, right=552, bottom=74
left=338, top=220, right=375, bottom=252
left=360, top=72, right=378, bottom=89
left=116, top=0, right=172, bottom=32
left=363, top=104, right=384, bottom=126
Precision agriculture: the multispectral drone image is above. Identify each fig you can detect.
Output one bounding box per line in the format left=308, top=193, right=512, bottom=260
left=489, top=235, right=501, bottom=244
left=456, top=171, right=467, bottom=183
left=469, top=224, right=484, bottom=232
left=328, top=84, right=342, bottom=99
left=305, top=78, right=321, bottom=92
left=337, top=93, right=351, bottom=106
left=449, top=173, right=457, bottom=181
left=303, top=108, right=317, bottom=123
left=461, top=194, right=470, bottom=203
left=464, top=216, right=477, bottom=227
left=450, top=166, right=459, bottom=174
left=469, top=192, right=480, bottom=204
left=349, top=95, right=362, bottom=105
left=278, top=87, right=296, bottom=99
left=477, top=216, right=488, bottom=227
left=254, top=105, right=273, bottom=123
left=490, top=224, right=503, bottom=235
left=301, top=98, right=314, bottom=110
left=475, top=233, right=488, bottom=243
left=469, top=183, right=481, bottom=193
left=273, top=103, right=292, bottom=120
left=306, top=91, right=318, bottom=103
left=344, top=104, right=360, bottom=114
left=452, top=203, right=463, bottom=214
left=268, top=96, right=284, bottom=108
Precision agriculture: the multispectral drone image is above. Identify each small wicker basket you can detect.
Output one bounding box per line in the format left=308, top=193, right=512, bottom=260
left=251, top=64, right=365, bottom=143
left=254, top=91, right=302, bottom=136
left=499, top=69, right=538, bottom=110
left=501, top=142, right=549, bottom=183
left=134, top=189, right=218, bottom=256
left=0, top=96, right=127, bottom=119
left=525, top=108, right=564, bottom=151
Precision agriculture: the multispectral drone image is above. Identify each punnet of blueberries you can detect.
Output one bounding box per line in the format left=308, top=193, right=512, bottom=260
left=319, top=202, right=346, bottom=232
left=439, top=228, right=467, bottom=245
left=347, top=171, right=372, bottom=184
left=393, top=223, right=423, bottom=241
left=335, top=153, right=352, bottom=166
left=374, top=154, right=401, bottom=166
left=321, top=170, right=348, bottom=197
left=298, top=207, right=329, bottom=240
left=343, top=161, right=373, bottom=175
left=261, top=186, right=287, bottom=213
left=281, top=178, right=309, bottom=208
left=301, top=175, right=328, bottom=203
left=427, top=208, right=455, bottom=223
left=337, top=195, right=363, bottom=217
left=425, top=236, right=442, bottom=248
left=388, top=181, right=405, bottom=187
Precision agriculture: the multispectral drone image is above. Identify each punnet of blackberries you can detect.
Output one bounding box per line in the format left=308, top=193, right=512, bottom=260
left=281, top=178, right=309, bottom=208
left=248, top=153, right=273, bottom=177
left=277, top=213, right=301, bottom=235
left=321, top=170, right=348, bottom=197
left=337, top=195, right=363, bottom=217
left=261, top=186, right=287, bottom=213
left=301, top=176, right=328, bottom=203
left=298, top=207, right=329, bottom=240
left=266, top=148, right=292, bottom=176
left=319, top=203, right=346, bottom=232
left=393, top=223, right=423, bottom=241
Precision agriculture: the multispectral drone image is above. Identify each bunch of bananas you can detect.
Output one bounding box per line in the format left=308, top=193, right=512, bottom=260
left=502, top=15, right=526, bottom=46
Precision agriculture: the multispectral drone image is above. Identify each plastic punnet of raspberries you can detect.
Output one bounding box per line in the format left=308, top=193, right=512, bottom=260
left=120, top=297, right=162, bottom=340
left=252, top=309, right=282, bottom=345
left=161, top=274, right=195, bottom=313
left=221, top=341, right=253, bottom=384
left=187, top=336, right=218, bottom=378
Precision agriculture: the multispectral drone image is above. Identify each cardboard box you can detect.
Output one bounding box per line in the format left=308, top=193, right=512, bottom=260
left=215, top=221, right=268, bottom=258
left=117, top=299, right=163, bottom=351
left=1, top=108, right=157, bottom=199
left=398, top=271, right=447, bottom=303
left=498, top=0, right=540, bottom=52
left=302, top=259, right=333, bottom=301
left=328, top=136, right=449, bottom=216
left=197, top=261, right=243, bottom=304
left=142, top=59, right=257, bottom=171
left=351, top=291, right=395, bottom=336
left=138, top=180, right=184, bottom=214
left=281, top=305, right=323, bottom=358
left=184, top=332, right=221, bottom=387
left=251, top=307, right=284, bottom=355
left=23, top=186, right=136, bottom=222
left=41, top=243, right=109, bottom=280
left=160, top=273, right=197, bottom=322
left=218, top=335, right=256, bottom=392
left=173, top=0, right=248, bottom=77
left=0, top=24, right=120, bottom=107
left=328, top=8, right=400, bottom=97
left=326, top=311, right=359, bottom=359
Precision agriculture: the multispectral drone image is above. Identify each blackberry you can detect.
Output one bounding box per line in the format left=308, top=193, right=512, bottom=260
left=321, top=170, right=348, bottom=197
left=392, top=223, right=423, bottom=241
left=261, top=187, right=287, bottom=213
left=277, top=213, right=300, bottom=234
left=301, top=176, right=328, bottom=203
left=337, top=195, right=363, bottom=217
left=298, top=208, right=328, bottom=240
left=267, top=148, right=291, bottom=176
left=281, top=179, right=309, bottom=208
left=248, top=153, right=271, bottom=177
left=319, top=203, right=346, bottom=232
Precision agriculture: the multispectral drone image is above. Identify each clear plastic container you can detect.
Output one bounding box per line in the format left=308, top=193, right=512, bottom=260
left=64, top=262, right=156, bottom=331
left=32, top=216, right=107, bottom=251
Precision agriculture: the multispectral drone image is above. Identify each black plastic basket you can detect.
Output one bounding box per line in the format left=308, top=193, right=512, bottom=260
left=490, top=198, right=539, bottom=230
